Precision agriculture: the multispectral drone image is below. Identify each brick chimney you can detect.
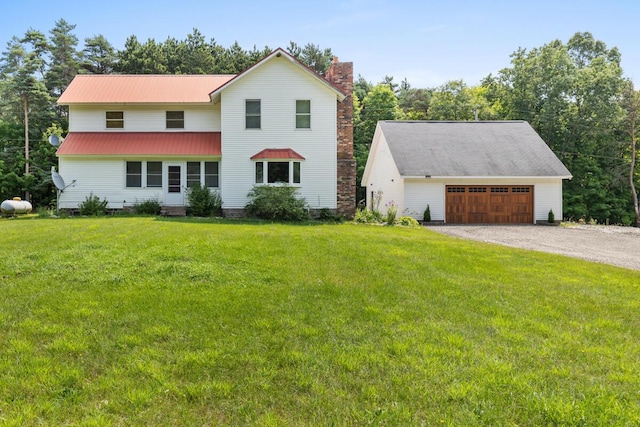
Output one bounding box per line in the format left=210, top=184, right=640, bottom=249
left=326, top=57, right=356, bottom=218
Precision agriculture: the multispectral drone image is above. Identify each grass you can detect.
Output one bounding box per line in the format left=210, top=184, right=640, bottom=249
left=1, top=216, right=639, bottom=426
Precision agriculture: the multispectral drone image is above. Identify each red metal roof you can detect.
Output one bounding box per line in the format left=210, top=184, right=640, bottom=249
left=250, top=148, right=305, bottom=160
left=58, top=75, right=235, bottom=104
left=57, top=132, right=221, bottom=156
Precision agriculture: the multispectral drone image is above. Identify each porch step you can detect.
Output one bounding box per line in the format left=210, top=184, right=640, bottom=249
left=160, top=206, right=186, bottom=217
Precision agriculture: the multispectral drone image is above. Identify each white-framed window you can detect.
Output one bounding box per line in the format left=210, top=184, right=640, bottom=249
left=246, top=99, right=261, bottom=129
left=146, top=161, right=162, bottom=188
left=186, top=161, right=220, bottom=188
left=126, top=161, right=142, bottom=187
left=296, top=100, right=311, bottom=129
left=127, top=161, right=164, bottom=188
left=106, top=111, right=124, bottom=129
left=254, top=161, right=301, bottom=185
left=204, top=162, right=219, bottom=187
left=186, top=162, right=201, bottom=188
left=166, top=111, right=184, bottom=129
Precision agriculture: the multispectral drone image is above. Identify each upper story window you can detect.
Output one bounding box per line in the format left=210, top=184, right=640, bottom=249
left=296, top=100, right=311, bottom=129
left=106, top=111, right=124, bottom=129
left=246, top=100, right=261, bottom=129
left=166, top=111, right=184, bottom=129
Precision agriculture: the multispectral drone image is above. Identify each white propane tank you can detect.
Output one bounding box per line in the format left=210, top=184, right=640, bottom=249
left=1, top=197, right=33, bottom=215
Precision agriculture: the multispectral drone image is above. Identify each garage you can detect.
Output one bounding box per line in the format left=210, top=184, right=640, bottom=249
left=446, top=185, right=533, bottom=224
left=362, top=121, right=572, bottom=223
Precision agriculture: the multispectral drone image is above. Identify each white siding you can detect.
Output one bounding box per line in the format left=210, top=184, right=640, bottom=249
left=405, top=180, right=445, bottom=220
left=219, top=57, right=338, bottom=209
left=58, top=157, right=163, bottom=209
left=401, top=177, right=565, bottom=223
left=362, top=129, right=403, bottom=214
left=68, top=104, right=221, bottom=132
left=533, top=180, right=564, bottom=221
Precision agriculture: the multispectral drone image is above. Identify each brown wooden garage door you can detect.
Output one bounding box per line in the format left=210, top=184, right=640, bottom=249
left=446, top=185, right=533, bottom=224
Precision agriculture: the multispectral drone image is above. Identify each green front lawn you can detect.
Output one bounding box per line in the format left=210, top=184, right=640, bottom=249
left=1, top=217, right=639, bottom=426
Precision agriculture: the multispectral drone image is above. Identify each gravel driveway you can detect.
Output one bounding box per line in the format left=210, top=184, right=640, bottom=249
left=426, top=224, right=640, bottom=271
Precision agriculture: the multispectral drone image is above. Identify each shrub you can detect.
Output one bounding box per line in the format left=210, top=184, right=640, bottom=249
left=548, top=209, right=555, bottom=223
left=245, top=185, right=308, bottom=221
left=424, top=204, right=431, bottom=222
left=354, top=208, right=383, bottom=224
left=187, top=183, right=222, bottom=217
left=385, top=201, right=398, bottom=225
left=316, top=208, right=343, bottom=222
left=133, top=198, right=161, bottom=215
left=78, top=192, right=108, bottom=216
left=396, top=216, right=420, bottom=227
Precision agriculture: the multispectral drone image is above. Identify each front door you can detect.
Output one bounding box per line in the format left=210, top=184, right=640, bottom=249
left=164, top=163, right=184, bottom=206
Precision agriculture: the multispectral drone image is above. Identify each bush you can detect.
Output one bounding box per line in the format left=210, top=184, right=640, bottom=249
left=548, top=209, right=555, bottom=223
left=187, top=183, right=222, bottom=217
left=133, top=198, right=161, bottom=215
left=354, top=208, right=383, bottom=224
left=78, top=192, right=108, bottom=216
left=245, top=185, right=308, bottom=221
left=424, top=204, right=431, bottom=222
left=396, top=216, right=420, bottom=227
left=316, top=208, right=343, bottom=222
left=385, top=202, right=398, bottom=225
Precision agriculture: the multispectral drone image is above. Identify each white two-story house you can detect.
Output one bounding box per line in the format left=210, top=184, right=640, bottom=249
left=56, top=48, right=356, bottom=217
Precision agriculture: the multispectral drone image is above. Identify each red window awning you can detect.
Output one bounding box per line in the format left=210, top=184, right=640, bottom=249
left=250, top=148, right=305, bottom=160
left=56, top=132, right=221, bottom=156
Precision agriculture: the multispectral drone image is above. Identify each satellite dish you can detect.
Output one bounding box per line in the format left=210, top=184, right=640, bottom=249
left=51, top=166, right=66, bottom=190
left=48, top=134, right=60, bottom=147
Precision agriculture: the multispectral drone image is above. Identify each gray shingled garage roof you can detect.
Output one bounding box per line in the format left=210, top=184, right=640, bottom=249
left=380, top=121, right=572, bottom=177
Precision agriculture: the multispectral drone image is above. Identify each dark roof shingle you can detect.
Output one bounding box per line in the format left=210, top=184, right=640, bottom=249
left=379, top=121, right=571, bottom=177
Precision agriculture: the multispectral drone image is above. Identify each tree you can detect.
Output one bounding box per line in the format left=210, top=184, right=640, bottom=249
left=622, top=81, right=640, bottom=225
left=354, top=85, right=404, bottom=203
left=0, top=31, right=55, bottom=201
left=492, top=32, right=629, bottom=223
left=116, top=36, right=168, bottom=74
left=398, top=80, right=431, bottom=120
left=82, top=34, right=116, bottom=74
left=45, top=19, right=80, bottom=99
left=287, top=42, right=333, bottom=75
left=428, top=80, right=474, bottom=120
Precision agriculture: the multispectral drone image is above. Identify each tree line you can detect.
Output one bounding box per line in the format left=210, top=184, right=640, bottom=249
left=0, top=19, right=638, bottom=224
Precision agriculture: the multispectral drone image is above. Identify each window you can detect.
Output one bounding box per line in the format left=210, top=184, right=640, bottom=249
left=204, top=162, right=219, bottom=188
left=293, top=161, right=301, bottom=184
left=147, top=162, right=162, bottom=187
left=186, top=162, right=201, bottom=188
left=246, top=100, right=261, bottom=129
left=296, top=100, right=311, bottom=129
left=255, top=162, right=264, bottom=184
left=255, top=161, right=301, bottom=184
left=126, top=161, right=142, bottom=187
left=268, top=162, right=289, bottom=183
left=106, top=111, right=124, bottom=129
left=166, top=111, right=184, bottom=129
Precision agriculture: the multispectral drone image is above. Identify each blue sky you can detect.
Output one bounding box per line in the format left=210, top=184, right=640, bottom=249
left=2, top=0, right=639, bottom=88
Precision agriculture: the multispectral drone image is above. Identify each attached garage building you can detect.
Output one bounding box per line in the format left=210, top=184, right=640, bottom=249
left=362, top=121, right=572, bottom=224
